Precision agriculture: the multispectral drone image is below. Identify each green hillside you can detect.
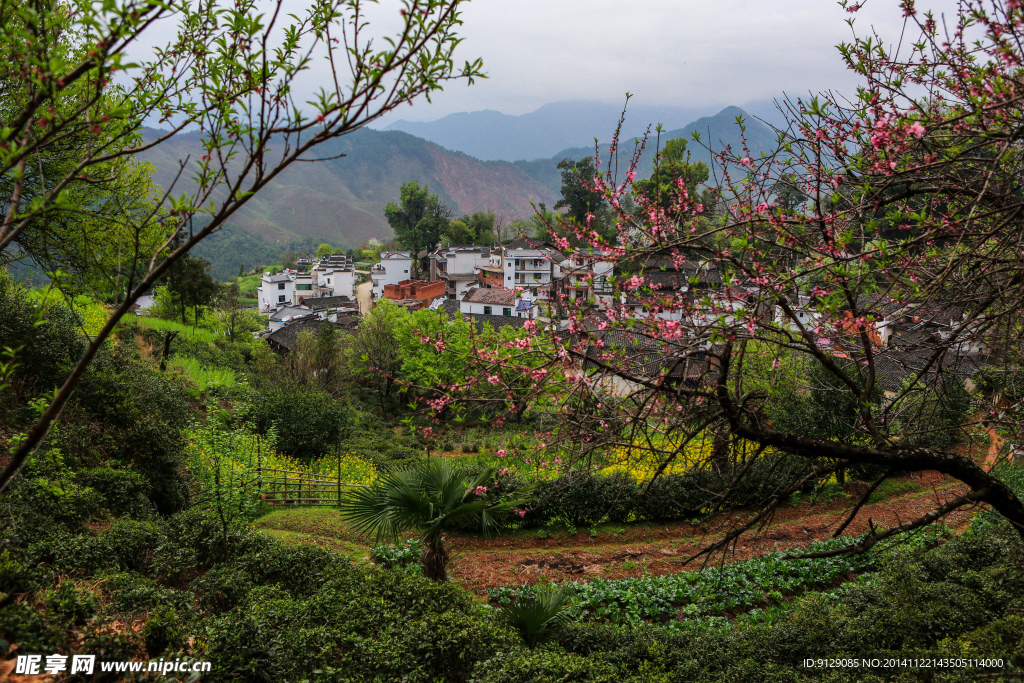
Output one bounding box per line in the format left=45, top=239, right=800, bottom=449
left=137, top=127, right=559, bottom=254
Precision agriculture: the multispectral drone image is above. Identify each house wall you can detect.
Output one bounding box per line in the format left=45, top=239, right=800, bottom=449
left=459, top=300, right=516, bottom=317
left=319, top=269, right=355, bottom=299
left=371, top=254, right=413, bottom=299
left=258, top=273, right=296, bottom=312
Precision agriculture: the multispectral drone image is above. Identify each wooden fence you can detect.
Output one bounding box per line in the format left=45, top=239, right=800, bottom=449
left=256, top=466, right=366, bottom=507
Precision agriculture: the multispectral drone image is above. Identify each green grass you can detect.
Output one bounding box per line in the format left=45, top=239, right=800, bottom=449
left=134, top=316, right=221, bottom=343
left=229, top=274, right=264, bottom=298
left=167, top=356, right=238, bottom=389
left=254, top=507, right=369, bottom=559
left=868, top=477, right=922, bottom=504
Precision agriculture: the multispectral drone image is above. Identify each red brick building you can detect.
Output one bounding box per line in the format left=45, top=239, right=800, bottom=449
left=382, top=279, right=446, bottom=310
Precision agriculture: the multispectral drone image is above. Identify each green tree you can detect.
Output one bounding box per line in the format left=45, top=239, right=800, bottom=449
left=384, top=181, right=450, bottom=277
left=463, top=210, right=497, bottom=244
left=165, top=251, right=218, bottom=326
left=315, top=243, right=334, bottom=260
left=632, top=137, right=713, bottom=220
left=554, top=157, right=607, bottom=227
left=442, top=219, right=474, bottom=246
left=340, top=458, right=530, bottom=581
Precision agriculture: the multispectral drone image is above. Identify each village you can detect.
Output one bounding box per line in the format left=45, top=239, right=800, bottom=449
left=252, top=236, right=987, bottom=402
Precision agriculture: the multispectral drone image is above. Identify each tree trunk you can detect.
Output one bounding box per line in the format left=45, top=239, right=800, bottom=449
left=421, top=537, right=449, bottom=582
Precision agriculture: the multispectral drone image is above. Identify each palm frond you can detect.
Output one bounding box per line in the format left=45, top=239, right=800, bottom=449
left=500, top=585, right=573, bottom=648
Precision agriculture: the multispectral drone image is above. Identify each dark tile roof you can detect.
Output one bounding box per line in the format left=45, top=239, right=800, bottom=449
left=268, top=305, right=310, bottom=322
left=871, top=349, right=981, bottom=393
left=463, top=287, right=516, bottom=305
left=302, top=295, right=356, bottom=310
left=440, top=299, right=527, bottom=332
left=265, top=316, right=324, bottom=353
left=580, top=328, right=703, bottom=380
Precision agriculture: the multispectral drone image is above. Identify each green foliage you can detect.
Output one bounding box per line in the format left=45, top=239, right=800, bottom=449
left=341, top=458, right=531, bottom=580
left=43, top=581, right=100, bottom=627
left=526, top=457, right=809, bottom=529
left=244, top=387, right=351, bottom=460
left=370, top=537, right=424, bottom=575
left=0, top=272, right=85, bottom=408
left=167, top=356, right=239, bottom=390
left=164, top=246, right=220, bottom=326
left=71, top=345, right=192, bottom=513
left=384, top=181, right=450, bottom=277
left=491, top=531, right=946, bottom=630
left=554, top=156, right=615, bottom=242
left=895, top=373, right=972, bottom=450
left=632, top=137, right=713, bottom=220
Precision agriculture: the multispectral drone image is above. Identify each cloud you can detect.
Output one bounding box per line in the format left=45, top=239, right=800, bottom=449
left=376, top=0, right=961, bottom=122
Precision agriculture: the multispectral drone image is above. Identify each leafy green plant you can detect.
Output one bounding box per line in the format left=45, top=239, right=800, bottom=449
left=370, top=538, right=424, bottom=575
left=500, top=585, right=573, bottom=648
left=490, top=527, right=947, bottom=630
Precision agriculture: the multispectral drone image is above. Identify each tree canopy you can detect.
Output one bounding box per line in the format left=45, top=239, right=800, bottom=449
left=384, top=181, right=452, bottom=277
left=0, top=0, right=484, bottom=495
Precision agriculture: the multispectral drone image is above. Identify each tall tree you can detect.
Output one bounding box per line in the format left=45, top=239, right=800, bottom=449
left=631, top=137, right=713, bottom=222
left=166, top=246, right=218, bottom=326
left=384, top=181, right=450, bottom=278
left=438, top=1, right=1024, bottom=553
left=553, top=156, right=614, bottom=243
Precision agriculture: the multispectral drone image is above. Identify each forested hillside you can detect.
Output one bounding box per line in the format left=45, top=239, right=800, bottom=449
left=136, top=127, right=559, bottom=257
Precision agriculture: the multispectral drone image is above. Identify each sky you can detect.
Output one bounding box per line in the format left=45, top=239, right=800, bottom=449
left=366, top=0, right=961, bottom=125
left=127, top=0, right=963, bottom=128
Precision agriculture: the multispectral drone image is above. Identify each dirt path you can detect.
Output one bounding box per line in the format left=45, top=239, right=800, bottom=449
left=356, top=281, right=372, bottom=315
left=984, top=425, right=1004, bottom=470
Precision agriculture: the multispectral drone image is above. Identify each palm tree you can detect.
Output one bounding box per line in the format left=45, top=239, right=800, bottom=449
left=340, top=458, right=531, bottom=581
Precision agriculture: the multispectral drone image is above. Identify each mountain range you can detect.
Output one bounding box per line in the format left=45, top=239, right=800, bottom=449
left=137, top=105, right=779, bottom=279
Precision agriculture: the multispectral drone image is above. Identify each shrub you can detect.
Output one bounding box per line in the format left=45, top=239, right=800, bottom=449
left=43, top=581, right=99, bottom=627
left=141, top=604, right=184, bottom=656
left=0, top=274, right=86, bottom=409
left=77, top=467, right=156, bottom=519
left=72, top=346, right=192, bottom=513
left=245, top=388, right=351, bottom=460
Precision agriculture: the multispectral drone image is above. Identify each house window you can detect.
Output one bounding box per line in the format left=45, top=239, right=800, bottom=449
left=278, top=283, right=285, bottom=290
left=278, top=295, right=286, bottom=303
left=502, top=307, right=511, bottom=316
left=483, top=306, right=492, bottom=315
left=296, top=284, right=312, bottom=291
left=507, top=275, right=512, bottom=281
left=404, top=269, right=409, bottom=274
left=327, top=279, right=331, bottom=284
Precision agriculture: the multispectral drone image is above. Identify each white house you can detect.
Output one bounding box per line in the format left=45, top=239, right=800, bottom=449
left=430, top=246, right=492, bottom=300
left=258, top=271, right=298, bottom=311
left=558, top=249, right=614, bottom=304
left=312, top=254, right=356, bottom=299
left=371, top=251, right=413, bottom=300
